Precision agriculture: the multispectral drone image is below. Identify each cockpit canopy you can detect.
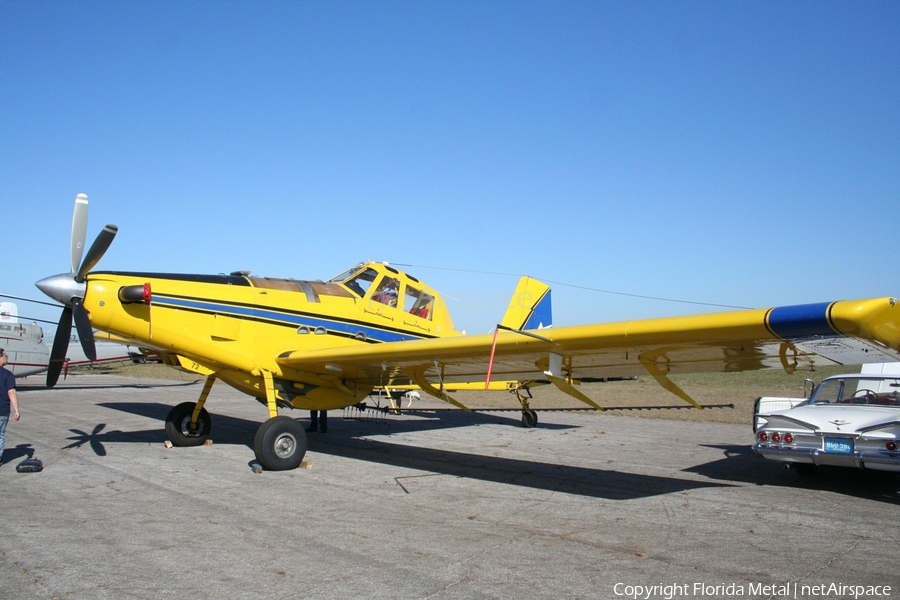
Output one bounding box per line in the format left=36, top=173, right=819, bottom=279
left=330, top=263, right=437, bottom=322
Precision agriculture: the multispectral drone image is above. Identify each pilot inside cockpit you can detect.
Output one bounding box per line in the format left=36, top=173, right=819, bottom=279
left=405, top=287, right=433, bottom=320
left=371, top=277, right=400, bottom=307
left=340, top=268, right=378, bottom=298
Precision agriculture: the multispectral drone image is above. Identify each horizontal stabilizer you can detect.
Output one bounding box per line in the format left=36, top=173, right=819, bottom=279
left=500, top=277, right=552, bottom=331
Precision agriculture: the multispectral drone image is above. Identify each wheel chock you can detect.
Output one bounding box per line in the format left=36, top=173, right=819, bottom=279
left=251, top=460, right=312, bottom=474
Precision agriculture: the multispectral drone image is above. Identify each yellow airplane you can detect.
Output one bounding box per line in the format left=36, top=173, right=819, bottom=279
left=36, top=195, right=900, bottom=470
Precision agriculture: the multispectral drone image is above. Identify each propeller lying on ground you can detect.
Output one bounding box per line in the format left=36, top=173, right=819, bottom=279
left=35, top=194, right=118, bottom=387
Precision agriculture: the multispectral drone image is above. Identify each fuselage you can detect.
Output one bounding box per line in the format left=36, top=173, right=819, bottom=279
left=82, top=262, right=462, bottom=409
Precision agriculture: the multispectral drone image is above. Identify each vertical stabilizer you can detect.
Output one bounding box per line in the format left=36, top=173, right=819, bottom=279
left=0, top=302, right=18, bottom=323
left=500, top=277, right=552, bottom=330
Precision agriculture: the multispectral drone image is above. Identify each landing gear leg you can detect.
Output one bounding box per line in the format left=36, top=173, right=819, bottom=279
left=514, top=387, right=538, bottom=428
left=165, top=374, right=216, bottom=446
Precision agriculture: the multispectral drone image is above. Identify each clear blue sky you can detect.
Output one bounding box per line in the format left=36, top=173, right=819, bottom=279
left=2, top=1, right=898, bottom=335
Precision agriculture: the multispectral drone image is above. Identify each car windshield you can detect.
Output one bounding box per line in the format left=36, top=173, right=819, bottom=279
left=807, top=376, right=900, bottom=406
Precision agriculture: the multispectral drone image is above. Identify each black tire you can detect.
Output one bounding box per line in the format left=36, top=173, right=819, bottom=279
left=254, top=416, right=307, bottom=471
left=165, top=402, right=212, bottom=447
left=522, top=409, right=538, bottom=428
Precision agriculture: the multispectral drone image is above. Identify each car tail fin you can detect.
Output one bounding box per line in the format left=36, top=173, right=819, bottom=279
left=500, top=277, right=552, bottom=330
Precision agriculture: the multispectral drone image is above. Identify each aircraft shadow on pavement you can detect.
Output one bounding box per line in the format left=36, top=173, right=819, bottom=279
left=85, top=401, right=730, bottom=501
left=685, top=444, right=900, bottom=505
left=315, top=435, right=730, bottom=500
left=86, top=401, right=500, bottom=450
left=93, top=401, right=572, bottom=446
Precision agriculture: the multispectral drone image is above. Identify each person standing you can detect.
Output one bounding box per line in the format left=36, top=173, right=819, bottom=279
left=307, top=410, right=328, bottom=433
left=0, top=349, right=21, bottom=466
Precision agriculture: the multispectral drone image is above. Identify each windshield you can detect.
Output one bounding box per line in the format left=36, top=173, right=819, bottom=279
left=328, top=264, right=366, bottom=284
left=807, top=376, right=900, bottom=406
left=339, top=268, right=379, bottom=298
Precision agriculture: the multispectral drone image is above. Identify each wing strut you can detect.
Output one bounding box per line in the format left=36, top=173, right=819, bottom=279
left=543, top=353, right=606, bottom=411
left=406, top=363, right=473, bottom=411
left=639, top=351, right=703, bottom=409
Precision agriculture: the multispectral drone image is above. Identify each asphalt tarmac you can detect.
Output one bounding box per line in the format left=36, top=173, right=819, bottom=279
left=1, top=374, right=898, bottom=600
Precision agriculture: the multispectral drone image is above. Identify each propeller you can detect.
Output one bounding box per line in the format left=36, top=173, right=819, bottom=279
left=35, top=194, right=118, bottom=387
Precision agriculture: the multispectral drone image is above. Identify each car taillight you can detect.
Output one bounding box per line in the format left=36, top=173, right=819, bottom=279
left=758, top=432, right=769, bottom=442
left=784, top=433, right=794, bottom=444
left=886, top=441, right=898, bottom=452
left=772, top=433, right=782, bottom=443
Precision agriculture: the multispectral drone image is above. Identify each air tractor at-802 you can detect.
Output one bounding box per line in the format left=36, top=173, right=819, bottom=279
left=36, top=194, right=900, bottom=470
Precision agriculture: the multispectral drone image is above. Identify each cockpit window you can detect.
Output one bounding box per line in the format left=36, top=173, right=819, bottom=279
left=328, top=265, right=364, bottom=284
left=341, top=268, right=379, bottom=298
left=371, top=277, right=400, bottom=308
left=404, top=286, right=433, bottom=320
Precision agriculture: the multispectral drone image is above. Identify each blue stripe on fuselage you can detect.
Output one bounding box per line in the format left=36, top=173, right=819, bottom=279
left=153, top=296, right=427, bottom=343
left=767, top=302, right=836, bottom=339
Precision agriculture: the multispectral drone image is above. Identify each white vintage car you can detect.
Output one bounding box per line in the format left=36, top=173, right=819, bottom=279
left=753, top=373, right=900, bottom=475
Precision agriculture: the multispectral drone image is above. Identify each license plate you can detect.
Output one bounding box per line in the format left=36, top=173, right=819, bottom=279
left=824, top=437, right=854, bottom=453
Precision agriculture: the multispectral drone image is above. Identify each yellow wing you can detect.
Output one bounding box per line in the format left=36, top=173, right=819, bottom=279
left=277, top=297, right=900, bottom=408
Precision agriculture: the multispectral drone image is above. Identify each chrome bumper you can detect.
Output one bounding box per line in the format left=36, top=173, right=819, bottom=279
left=752, top=444, right=900, bottom=472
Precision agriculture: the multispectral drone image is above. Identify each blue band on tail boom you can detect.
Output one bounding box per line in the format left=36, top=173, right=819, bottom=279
left=767, top=302, right=836, bottom=339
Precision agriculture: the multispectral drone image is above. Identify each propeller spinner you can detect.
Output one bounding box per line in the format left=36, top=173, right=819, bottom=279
left=35, top=194, right=118, bottom=387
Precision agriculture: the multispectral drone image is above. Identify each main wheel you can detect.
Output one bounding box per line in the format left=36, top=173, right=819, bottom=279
left=522, top=409, right=538, bottom=428
left=165, top=402, right=212, bottom=447
left=254, top=416, right=307, bottom=471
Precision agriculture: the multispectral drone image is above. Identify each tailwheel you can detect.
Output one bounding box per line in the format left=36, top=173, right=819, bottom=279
left=254, top=416, right=307, bottom=471
left=521, top=409, right=538, bottom=428
left=165, top=402, right=212, bottom=447
left=513, top=386, right=538, bottom=428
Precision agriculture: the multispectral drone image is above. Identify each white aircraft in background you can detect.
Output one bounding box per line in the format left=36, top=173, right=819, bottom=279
left=0, top=301, right=50, bottom=378
left=0, top=299, right=135, bottom=383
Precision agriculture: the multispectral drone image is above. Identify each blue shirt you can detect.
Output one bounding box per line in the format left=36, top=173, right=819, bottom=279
left=0, top=367, right=15, bottom=416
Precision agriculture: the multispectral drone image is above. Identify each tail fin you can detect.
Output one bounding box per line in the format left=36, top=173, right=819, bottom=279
left=500, top=277, right=552, bottom=330
left=0, top=302, right=18, bottom=323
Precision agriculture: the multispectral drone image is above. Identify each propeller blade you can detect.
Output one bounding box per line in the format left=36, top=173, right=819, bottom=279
left=75, top=224, right=118, bottom=283
left=47, top=306, right=73, bottom=388
left=70, top=194, right=89, bottom=274
left=72, top=298, right=96, bottom=362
